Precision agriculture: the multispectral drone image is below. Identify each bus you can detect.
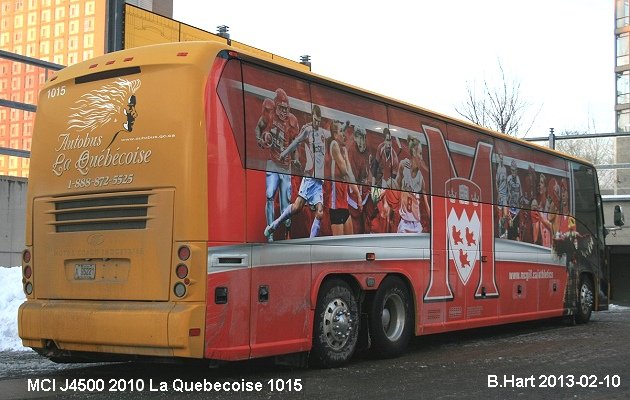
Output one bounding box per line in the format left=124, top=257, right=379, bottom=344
left=19, top=40, right=610, bottom=367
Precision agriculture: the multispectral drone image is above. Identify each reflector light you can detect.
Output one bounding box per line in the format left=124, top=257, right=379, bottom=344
left=366, top=252, right=376, bottom=261
left=24, top=265, right=32, bottom=279
left=106, top=60, right=115, bottom=65
left=50, top=76, right=58, bottom=81
left=89, top=63, right=98, bottom=69
left=184, top=278, right=191, bottom=285
left=123, top=57, right=134, bottom=62
left=174, top=282, right=186, bottom=297
left=178, top=246, right=191, bottom=261
left=24, top=282, right=33, bottom=295
left=177, top=52, right=188, bottom=57
left=176, top=264, right=188, bottom=279
left=189, top=328, right=201, bottom=337
left=23, top=250, right=31, bottom=264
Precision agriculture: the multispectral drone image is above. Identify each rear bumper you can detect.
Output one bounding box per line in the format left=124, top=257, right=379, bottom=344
left=18, top=300, right=205, bottom=358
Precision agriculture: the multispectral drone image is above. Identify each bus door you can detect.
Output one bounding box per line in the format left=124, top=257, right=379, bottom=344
left=249, top=244, right=312, bottom=358
left=206, top=246, right=252, bottom=360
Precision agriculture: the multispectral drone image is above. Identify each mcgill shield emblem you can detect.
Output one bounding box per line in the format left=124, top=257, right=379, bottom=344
left=447, top=178, right=481, bottom=286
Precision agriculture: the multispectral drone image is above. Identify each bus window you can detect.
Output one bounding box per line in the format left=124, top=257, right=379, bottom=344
left=387, top=107, right=432, bottom=233
left=241, top=63, right=311, bottom=175
left=309, top=83, right=387, bottom=186
left=216, top=58, right=245, bottom=166
left=572, top=161, right=597, bottom=237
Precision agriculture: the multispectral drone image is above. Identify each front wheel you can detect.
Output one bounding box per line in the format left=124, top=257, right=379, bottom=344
left=369, top=276, right=413, bottom=358
left=311, top=279, right=360, bottom=368
left=575, top=276, right=594, bottom=324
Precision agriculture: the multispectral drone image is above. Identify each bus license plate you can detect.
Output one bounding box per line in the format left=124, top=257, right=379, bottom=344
left=75, top=264, right=96, bottom=280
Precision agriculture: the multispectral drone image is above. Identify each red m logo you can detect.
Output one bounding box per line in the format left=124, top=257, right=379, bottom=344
left=422, top=125, right=499, bottom=302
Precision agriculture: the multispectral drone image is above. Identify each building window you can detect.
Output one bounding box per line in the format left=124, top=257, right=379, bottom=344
left=617, top=33, right=629, bottom=67
left=54, top=38, right=64, bottom=52
left=69, top=36, right=78, bottom=50
left=54, top=22, right=64, bottom=36
left=26, top=43, right=35, bottom=57
left=40, top=41, right=50, bottom=54
left=28, top=12, right=37, bottom=26
left=69, top=20, right=79, bottom=34
left=14, top=14, right=23, bottom=28
left=85, top=1, right=95, bottom=16
left=618, top=72, right=629, bottom=105
left=617, top=0, right=630, bottom=28
left=55, top=6, right=65, bottom=20
left=83, top=33, right=93, bottom=48
left=618, top=109, right=630, bottom=132
left=84, top=17, right=94, bottom=32
left=41, top=9, right=51, bottom=23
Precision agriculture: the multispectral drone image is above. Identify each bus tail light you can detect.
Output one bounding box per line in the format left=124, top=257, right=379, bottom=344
left=23, top=250, right=31, bottom=264
left=23, top=249, right=33, bottom=296
left=178, top=246, right=191, bottom=261
left=189, top=328, right=200, bottom=337
left=176, top=264, right=188, bottom=279
left=174, top=282, right=186, bottom=297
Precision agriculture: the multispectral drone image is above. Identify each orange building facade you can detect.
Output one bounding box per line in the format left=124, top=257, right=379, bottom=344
left=0, top=0, right=106, bottom=177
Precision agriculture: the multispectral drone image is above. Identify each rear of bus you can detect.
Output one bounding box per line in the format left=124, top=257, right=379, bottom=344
left=18, top=42, right=222, bottom=360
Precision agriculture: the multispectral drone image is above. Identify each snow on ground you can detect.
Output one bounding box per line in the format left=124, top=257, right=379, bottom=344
left=0, top=266, right=29, bottom=351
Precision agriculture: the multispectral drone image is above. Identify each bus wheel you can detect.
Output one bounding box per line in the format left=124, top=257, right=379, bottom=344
left=575, top=276, right=594, bottom=324
left=311, top=279, right=359, bottom=368
left=369, top=276, right=413, bottom=358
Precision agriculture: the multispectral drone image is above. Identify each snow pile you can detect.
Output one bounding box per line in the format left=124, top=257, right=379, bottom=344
left=0, top=266, right=28, bottom=351
left=609, top=304, right=630, bottom=312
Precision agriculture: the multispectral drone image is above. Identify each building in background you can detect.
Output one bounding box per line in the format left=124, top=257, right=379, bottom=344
left=616, top=0, right=630, bottom=194
left=0, top=0, right=173, bottom=177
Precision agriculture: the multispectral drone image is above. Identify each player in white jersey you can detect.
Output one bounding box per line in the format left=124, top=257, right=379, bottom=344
left=395, top=136, right=429, bottom=233
left=264, top=105, right=329, bottom=239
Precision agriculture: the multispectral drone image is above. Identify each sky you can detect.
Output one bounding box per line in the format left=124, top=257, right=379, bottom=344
left=172, top=0, right=614, bottom=138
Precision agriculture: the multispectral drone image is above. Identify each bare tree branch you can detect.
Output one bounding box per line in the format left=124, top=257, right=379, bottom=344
left=455, top=60, right=538, bottom=137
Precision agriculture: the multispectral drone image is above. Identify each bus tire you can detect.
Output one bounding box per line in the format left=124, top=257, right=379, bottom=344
left=369, top=276, right=413, bottom=358
left=311, top=279, right=359, bottom=368
left=575, top=275, right=594, bottom=324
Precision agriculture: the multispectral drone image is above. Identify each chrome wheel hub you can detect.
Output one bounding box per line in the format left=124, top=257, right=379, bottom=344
left=323, top=299, right=353, bottom=350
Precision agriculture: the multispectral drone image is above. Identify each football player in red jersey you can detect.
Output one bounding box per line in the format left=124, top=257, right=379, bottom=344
left=372, top=128, right=400, bottom=188
left=255, top=88, right=299, bottom=241
left=346, top=126, right=371, bottom=234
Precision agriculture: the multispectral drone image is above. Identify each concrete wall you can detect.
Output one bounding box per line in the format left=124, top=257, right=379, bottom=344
left=0, top=177, right=27, bottom=267
left=602, top=196, right=630, bottom=245
left=616, top=137, right=630, bottom=195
